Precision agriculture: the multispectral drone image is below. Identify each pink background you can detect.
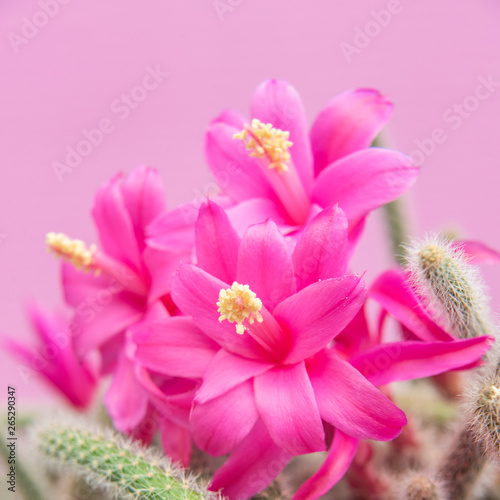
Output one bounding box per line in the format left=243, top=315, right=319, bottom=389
left=2, top=0, right=500, bottom=405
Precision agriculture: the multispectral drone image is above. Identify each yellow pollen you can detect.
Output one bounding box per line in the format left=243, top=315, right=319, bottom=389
left=217, top=282, right=263, bottom=334
left=46, top=232, right=96, bottom=271
left=233, top=118, right=293, bottom=173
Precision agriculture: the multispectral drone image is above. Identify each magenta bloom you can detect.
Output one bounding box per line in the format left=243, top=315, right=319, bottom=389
left=47, top=165, right=197, bottom=462
left=135, top=201, right=407, bottom=499
left=4, top=303, right=97, bottom=409
left=49, top=165, right=188, bottom=362
left=150, top=80, right=418, bottom=250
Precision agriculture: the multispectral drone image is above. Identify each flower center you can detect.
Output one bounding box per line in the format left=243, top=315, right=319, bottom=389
left=46, top=232, right=97, bottom=273
left=217, top=282, right=263, bottom=334
left=234, top=119, right=293, bottom=173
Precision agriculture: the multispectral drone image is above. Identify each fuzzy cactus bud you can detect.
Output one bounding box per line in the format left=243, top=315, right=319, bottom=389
left=406, top=236, right=493, bottom=340
left=403, top=473, right=445, bottom=500
left=467, top=361, right=500, bottom=457
left=35, top=420, right=216, bottom=500
left=438, top=427, right=487, bottom=500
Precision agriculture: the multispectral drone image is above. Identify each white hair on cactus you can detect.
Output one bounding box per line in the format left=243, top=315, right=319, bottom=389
left=405, top=234, right=494, bottom=340
left=33, top=415, right=219, bottom=500
left=464, top=349, right=500, bottom=460
left=399, top=471, right=448, bottom=500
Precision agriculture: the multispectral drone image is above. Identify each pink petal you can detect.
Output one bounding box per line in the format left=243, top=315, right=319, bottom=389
left=292, top=205, right=349, bottom=290
left=133, top=317, right=219, bottom=379
left=120, top=165, right=167, bottom=251
left=146, top=203, right=196, bottom=252
left=237, top=220, right=296, bottom=310
left=105, top=353, right=149, bottom=433
left=63, top=263, right=145, bottom=354
left=191, top=380, right=258, bottom=456
left=308, top=349, right=406, bottom=440
left=293, top=429, right=359, bottom=500
left=171, top=263, right=275, bottom=361
left=142, top=246, right=186, bottom=302
left=134, top=367, right=194, bottom=429
left=275, top=276, right=366, bottom=364
left=254, top=363, right=326, bottom=455
left=226, top=197, right=289, bottom=236
left=370, top=270, right=454, bottom=342
left=159, top=420, right=192, bottom=467
left=205, top=120, right=278, bottom=202
left=27, top=304, right=98, bottom=390
left=27, top=303, right=66, bottom=350
left=210, top=419, right=291, bottom=500
left=4, top=337, right=95, bottom=409
left=64, top=271, right=145, bottom=354
left=350, top=337, right=494, bottom=387
left=310, top=88, right=393, bottom=175
left=18, top=305, right=98, bottom=409
left=92, top=173, right=142, bottom=273
left=211, top=108, right=247, bottom=129
left=334, top=305, right=372, bottom=357
left=196, top=349, right=273, bottom=404
left=98, top=333, right=124, bottom=375
left=143, top=300, right=170, bottom=321
left=312, top=148, right=418, bottom=224
left=195, top=201, right=240, bottom=284
left=454, top=240, right=500, bottom=264
left=251, top=79, right=314, bottom=197
left=128, top=404, right=158, bottom=445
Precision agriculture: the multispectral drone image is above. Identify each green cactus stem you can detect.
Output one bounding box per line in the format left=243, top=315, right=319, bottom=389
left=36, top=421, right=217, bottom=500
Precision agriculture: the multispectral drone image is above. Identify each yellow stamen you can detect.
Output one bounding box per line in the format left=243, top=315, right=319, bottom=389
left=234, top=118, right=293, bottom=173
left=217, top=282, right=263, bottom=334
left=46, top=232, right=96, bottom=272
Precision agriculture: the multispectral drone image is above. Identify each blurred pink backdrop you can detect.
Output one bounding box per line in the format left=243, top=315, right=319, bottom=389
left=1, top=0, right=500, bottom=405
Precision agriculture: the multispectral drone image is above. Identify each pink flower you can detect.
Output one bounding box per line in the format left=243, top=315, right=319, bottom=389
left=46, top=165, right=197, bottom=463
left=134, top=201, right=407, bottom=499
left=48, top=165, right=188, bottom=363
left=149, top=80, right=418, bottom=252
left=4, top=303, right=97, bottom=409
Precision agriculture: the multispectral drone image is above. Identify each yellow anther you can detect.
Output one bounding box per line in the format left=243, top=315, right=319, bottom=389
left=234, top=118, right=293, bottom=173
left=217, top=282, right=263, bottom=334
left=46, top=232, right=96, bottom=271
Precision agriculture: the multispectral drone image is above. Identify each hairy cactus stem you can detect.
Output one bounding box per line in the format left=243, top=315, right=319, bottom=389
left=36, top=421, right=216, bottom=500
